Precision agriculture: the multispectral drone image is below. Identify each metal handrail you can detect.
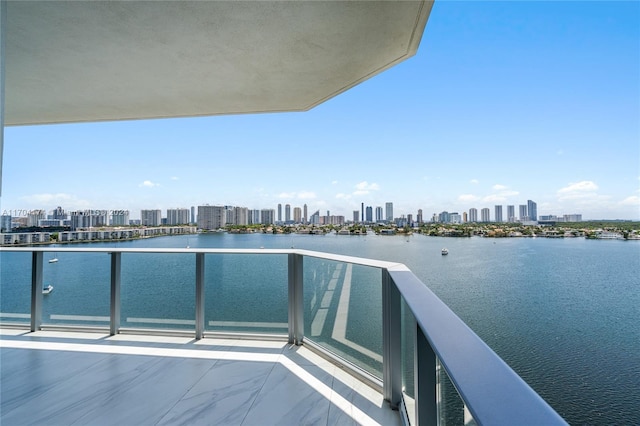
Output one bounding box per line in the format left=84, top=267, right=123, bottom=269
left=0, top=246, right=566, bottom=425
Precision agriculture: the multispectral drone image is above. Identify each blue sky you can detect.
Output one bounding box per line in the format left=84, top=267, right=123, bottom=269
left=3, top=1, right=639, bottom=221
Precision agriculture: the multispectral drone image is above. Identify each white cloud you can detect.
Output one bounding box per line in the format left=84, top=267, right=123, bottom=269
left=483, top=194, right=511, bottom=203
left=332, top=180, right=338, bottom=185
left=458, top=194, right=480, bottom=202
left=620, top=195, right=640, bottom=206
left=355, top=181, right=380, bottom=191
left=278, top=191, right=316, bottom=200
left=481, top=186, right=519, bottom=203
left=139, top=180, right=160, bottom=188
left=470, top=179, right=479, bottom=184
left=19, top=193, right=92, bottom=210
left=298, top=191, right=317, bottom=199
left=20, top=193, right=74, bottom=204
left=557, top=181, right=599, bottom=201
left=170, top=176, right=179, bottom=181
left=558, top=181, right=598, bottom=194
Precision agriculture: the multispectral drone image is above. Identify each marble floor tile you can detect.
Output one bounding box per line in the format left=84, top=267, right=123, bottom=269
left=242, top=362, right=334, bottom=426
left=72, top=356, right=219, bottom=425
left=157, top=359, right=275, bottom=426
left=0, top=348, right=108, bottom=417
left=0, top=332, right=400, bottom=426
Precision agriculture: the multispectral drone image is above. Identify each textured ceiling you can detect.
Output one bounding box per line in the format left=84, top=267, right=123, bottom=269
left=4, top=1, right=433, bottom=125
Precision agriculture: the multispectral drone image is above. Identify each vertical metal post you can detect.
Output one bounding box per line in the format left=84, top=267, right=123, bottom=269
left=30, top=251, right=43, bottom=331
left=382, top=269, right=402, bottom=408
left=415, top=323, right=438, bottom=426
left=195, top=252, right=205, bottom=339
left=110, top=252, right=121, bottom=335
left=288, top=253, right=303, bottom=345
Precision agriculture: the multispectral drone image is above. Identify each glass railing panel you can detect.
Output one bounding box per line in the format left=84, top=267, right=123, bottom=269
left=42, top=251, right=110, bottom=327
left=121, top=253, right=195, bottom=330
left=303, top=257, right=383, bottom=377
left=401, top=297, right=466, bottom=426
left=439, top=362, right=465, bottom=425
left=204, top=254, right=288, bottom=335
left=0, top=251, right=31, bottom=324
left=401, top=296, right=416, bottom=425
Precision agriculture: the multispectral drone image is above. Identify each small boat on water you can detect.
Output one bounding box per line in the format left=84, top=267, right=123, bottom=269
left=441, top=248, right=449, bottom=255
left=42, top=285, right=54, bottom=295
left=49, top=257, right=58, bottom=263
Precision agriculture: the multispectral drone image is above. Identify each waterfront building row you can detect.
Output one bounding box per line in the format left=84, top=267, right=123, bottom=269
left=3, top=199, right=584, bottom=233
left=1, top=226, right=196, bottom=246
left=2, top=232, right=51, bottom=245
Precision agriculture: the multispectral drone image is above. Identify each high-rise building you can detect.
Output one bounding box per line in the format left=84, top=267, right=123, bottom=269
left=417, top=209, right=423, bottom=224
left=326, top=215, right=345, bottom=225
left=481, top=208, right=490, bottom=222
left=167, top=208, right=190, bottom=225
left=375, top=206, right=383, bottom=223
left=232, top=207, right=249, bottom=225
left=293, top=207, right=302, bottom=223
left=353, top=210, right=359, bottom=223
left=365, top=206, right=373, bottom=223
left=249, top=209, right=261, bottom=225
left=1, top=215, right=12, bottom=232
left=449, top=213, right=461, bottom=224
left=285, top=204, right=291, bottom=223
left=462, top=212, right=468, bottom=223
left=527, top=200, right=537, bottom=221
left=361, top=203, right=364, bottom=223
left=26, top=210, right=45, bottom=227
left=385, top=202, right=393, bottom=222
left=494, top=205, right=503, bottom=223
left=260, top=209, right=275, bottom=225
left=438, top=211, right=450, bottom=223
left=468, top=208, right=478, bottom=223
left=310, top=210, right=320, bottom=225
left=519, top=205, right=528, bottom=222
left=111, top=210, right=130, bottom=226
left=303, top=204, right=308, bottom=224
left=51, top=206, right=66, bottom=220
left=141, top=209, right=162, bottom=226
left=564, top=214, right=582, bottom=222
left=70, top=210, right=108, bottom=230
left=277, top=204, right=282, bottom=223
left=507, top=205, right=515, bottom=222
left=197, top=205, right=225, bottom=230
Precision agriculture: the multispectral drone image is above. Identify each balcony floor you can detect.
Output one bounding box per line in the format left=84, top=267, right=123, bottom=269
left=0, top=328, right=400, bottom=426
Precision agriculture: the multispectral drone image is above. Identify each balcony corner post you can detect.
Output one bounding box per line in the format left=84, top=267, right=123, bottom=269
left=195, top=252, right=205, bottom=340
left=382, top=269, right=402, bottom=409
left=110, top=252, right=121, bottom=335
left=30, top=251, right=43, bottom=331
left=288, top=252, right=304, bottom=345
left=415, top=324, right=438, bottom=426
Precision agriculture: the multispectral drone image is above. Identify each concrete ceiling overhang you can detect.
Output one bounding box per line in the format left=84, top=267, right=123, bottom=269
left=4, top=0, right=433, bottom=126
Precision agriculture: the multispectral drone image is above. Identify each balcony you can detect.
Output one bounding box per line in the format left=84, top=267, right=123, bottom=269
left=0, top=247, right=566, bottom=425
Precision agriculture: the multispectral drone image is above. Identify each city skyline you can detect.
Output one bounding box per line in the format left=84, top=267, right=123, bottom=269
left=3, top=197, right=584, bottom=227
left=2, top=2, right=639, bottom=220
